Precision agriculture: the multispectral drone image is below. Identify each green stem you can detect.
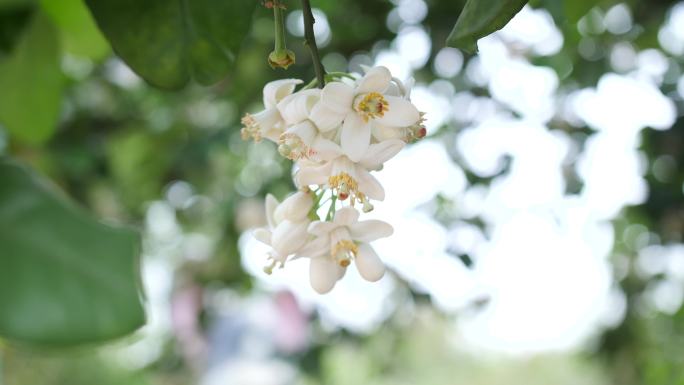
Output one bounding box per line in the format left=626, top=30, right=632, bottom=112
left=301, top=0, right=326, bottom=88
left=325, top=195, right=337, bottom=221
left=273, top=1, right=286, bottom=52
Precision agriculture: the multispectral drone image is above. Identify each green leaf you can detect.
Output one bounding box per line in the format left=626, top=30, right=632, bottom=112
left=0, top=158, right=145, bottom=346
left=84, top=0, right=259, bottom=89
left=0, top=13, right=63, bottom=144
left=40, top=0, right=109, bottom=60
left=446, top=0, right=528, bottom=53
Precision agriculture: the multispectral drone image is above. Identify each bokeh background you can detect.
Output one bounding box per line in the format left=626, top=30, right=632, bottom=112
left=2, top=0, right=684, bottom=384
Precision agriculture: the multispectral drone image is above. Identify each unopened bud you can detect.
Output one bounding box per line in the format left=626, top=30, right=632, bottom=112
left=268, top=49, right=296, bottom=69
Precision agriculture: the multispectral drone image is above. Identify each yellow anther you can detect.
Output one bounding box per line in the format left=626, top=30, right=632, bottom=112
left=354, top=92, right=389, bottom=122
left=328, top=172, right=359, bottom=200
left=241, top=113, right=262, bottom=142
left=332, top=240, right=358, bottom=267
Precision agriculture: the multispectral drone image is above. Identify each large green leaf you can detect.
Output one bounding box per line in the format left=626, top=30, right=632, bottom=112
left=446, top=0, right=528, bottom=53
left=40, top=0, right=109, bottom=60
left=84, top=0, right=259, bottom=89
left=0, top=13, right=63, bottom=144
left=0, top=158, right=145, bottom=346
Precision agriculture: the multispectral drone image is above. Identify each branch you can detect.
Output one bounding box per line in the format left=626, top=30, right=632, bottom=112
left=300, top=0, right=326, bottom=88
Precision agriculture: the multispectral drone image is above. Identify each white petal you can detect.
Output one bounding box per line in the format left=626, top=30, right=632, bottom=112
left=308, top=221, right=338, bottom=236
left=354, top=167, right=385, bottom=201
left=296, top=162, right=332, bottom=187
left=371, top=122, right=404, bottom=142
left=310, top=137, right=343, bottom=162
left=333, top=207, right=360, bottom=226
left=296, top=236, right=329, bottom=259
left=359, top=139, right=405, bottom=170
left=271, top=220, right=309, bottom=256
left=376, top=96, right=420, bottom=127
left=310, top=102, right=346, bottom=132
left=265, top=194, right=279, bottom=228
left=263, top=79, right=303, bottom=108
left=309, top=257, right=341, bottom=294
left=355, top=243, right=385, bottom=282
left=274, top=190, right=314, bottom=222
left=341, top=113, right=370, bottom=162
left=253, top=228, right=272, bottom=245
left=356, top=66, right=392, bottom=94
left=349, top=219, right=393, bottom=242
left=277, top=89, right=320, bottom=125
left=320, top=81, right=354, bottom=113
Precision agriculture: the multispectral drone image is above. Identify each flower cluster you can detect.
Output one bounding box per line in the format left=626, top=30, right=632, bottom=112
left=242, top=66, right=426, bottom=294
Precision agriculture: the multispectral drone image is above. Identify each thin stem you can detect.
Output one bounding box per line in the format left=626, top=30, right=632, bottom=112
left=300, top=0, right=326, bottom=88
left=325, top=195, right=337, bottom=221
left=273, top=1, right=286, bottom=52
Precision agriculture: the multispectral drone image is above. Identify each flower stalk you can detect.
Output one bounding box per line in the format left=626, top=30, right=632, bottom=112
left=269, top=0, right=296, bottom=69
left=300, top=0, right=326, bottom=88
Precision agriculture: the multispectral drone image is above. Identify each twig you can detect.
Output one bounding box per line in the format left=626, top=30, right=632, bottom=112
left=300, top=0, right=326, bottom=88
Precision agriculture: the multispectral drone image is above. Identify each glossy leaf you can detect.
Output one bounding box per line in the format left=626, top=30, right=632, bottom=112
left=446, top=0, right=528, bottom=53
left=0, top=13, right=63, bottom=144
left=84, top=0, right=259, bottom=89
left=0, top=158, right=145, bottom=346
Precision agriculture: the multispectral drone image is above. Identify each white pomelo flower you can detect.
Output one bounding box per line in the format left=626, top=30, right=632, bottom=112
left=296, top=138, right=405, bottom=206
left=309, top=66, right=420, bottom=162
left=254, top=190, right=314, bottom=273
left=297, top=207, right=393, bottom=294
left=241, top=79, right=303, bottom=142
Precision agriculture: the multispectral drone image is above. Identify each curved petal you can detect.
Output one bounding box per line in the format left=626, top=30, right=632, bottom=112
left=271, top=220, right=309, bottom=256
left=359, top=139, right=405, bottom=170
left=371, top=122, right=404, bottom=142
left=296, top=236, right=329, bottom=259
left=309, top=257, right=340, bottom=294
left=310, top=137, right=343, bottom=162
left=376, top=95, right=420, bottom=127
left=308, top=221, right=338, bottom=237
left=333, top=207, right=360, bottom=226
left=277, top=89, right=320, bottom=125
left=274, top=191, right=314, bottom=223
left=320, top=81, right=354, bottom=114
left=356, top=66, right=392, bottom=94
left=253, top=228, right=272, bottom=245
left=265, top=194, right=279, bottom=228
left=263, top=79, right=303, bottom=108
left=355, top=167, right=385, bottom=201
left=355, top=243, right=385, bottom=282
left=310, top=103, right=346, bottom=132
left=296, top=162, right=332, bottom=187
left=349, top=219, right=393, bottom=242
left=341, top=113, right=371, bottom=162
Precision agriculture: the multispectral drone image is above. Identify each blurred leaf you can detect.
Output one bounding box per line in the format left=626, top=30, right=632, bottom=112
left=0, top=13, right=63, bottom=144
left=0, top=158, right=145, bottom=346
left=0, top=5, right=33, bottom=54
left=446, top=0, right=528, bottom=53
left=40, top=0, right=109, bottom=59
left=84, top=0, right=259, bottom=89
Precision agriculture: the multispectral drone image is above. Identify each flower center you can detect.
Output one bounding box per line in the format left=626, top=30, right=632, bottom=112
left=278, top=133, right=313, bottom=160
left=404, top=111, right=427, bottom=143
left=354, top=92, right=389, bottom=122
left=328, top=172, right=359, bottom=201
left=332, top=239, right=358, bottom=267
left=240, top=113, right=262, bottom=142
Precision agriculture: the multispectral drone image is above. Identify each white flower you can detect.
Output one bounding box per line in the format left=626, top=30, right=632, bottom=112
left=309, top=66, right=420, bottom=162
left=296, top=138, right=404, bottom=205
left=297, top=207, right=393, bottom=294
left=254, top=190, right=314, bottom=273
left=241, top=79, right=303, bottom=142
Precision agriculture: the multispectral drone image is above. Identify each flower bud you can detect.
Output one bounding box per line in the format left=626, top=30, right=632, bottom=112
left=268, top=49, right=296, bottom=70
left=274, top=190, right=314, bottom=223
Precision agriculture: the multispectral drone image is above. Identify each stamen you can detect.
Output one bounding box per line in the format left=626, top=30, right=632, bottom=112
left=332, top=239, right=358, bottom=267
left=263, top=258, right=277, bottom=275
left=241, top=113, right=262, bottom=142
left=328, top=172, right=359, bottom=201
left=404, top=111, right=427, bottom=143
left=354, top=92, right=389, bottom=122
left=278, top=132, right=310, bottom=160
